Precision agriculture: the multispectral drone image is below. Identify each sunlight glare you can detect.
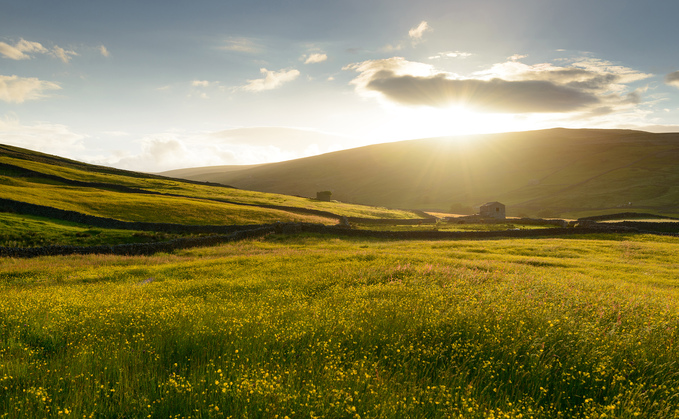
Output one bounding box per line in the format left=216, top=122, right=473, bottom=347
left=372, top=105, right=533, bottom=142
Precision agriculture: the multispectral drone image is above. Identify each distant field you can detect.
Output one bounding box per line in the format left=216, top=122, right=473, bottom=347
left=1, top=233, right=678, bottom=418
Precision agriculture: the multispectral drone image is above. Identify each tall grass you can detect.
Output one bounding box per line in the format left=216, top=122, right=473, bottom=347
left=1, top=234, right=678, bottom=417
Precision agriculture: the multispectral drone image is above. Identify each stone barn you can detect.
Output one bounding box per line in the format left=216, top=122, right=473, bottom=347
left=316, top=191, right=332, bottom=201
left=480, top=201, right=506, bottom=220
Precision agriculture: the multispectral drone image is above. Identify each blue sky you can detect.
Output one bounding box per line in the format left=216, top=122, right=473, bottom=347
left=2, top=0, right=679, bottom=171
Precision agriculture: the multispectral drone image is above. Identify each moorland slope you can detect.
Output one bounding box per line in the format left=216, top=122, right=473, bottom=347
left=164, top=128, right=679, bottom=218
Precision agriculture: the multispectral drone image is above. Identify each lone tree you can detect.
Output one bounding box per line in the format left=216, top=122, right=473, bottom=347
left=316, top=191, right=332, bottom=201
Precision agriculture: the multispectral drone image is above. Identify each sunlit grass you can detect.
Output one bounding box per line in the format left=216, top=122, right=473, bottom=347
left=0, top=155, right=419, bottom=220
left=1, top=234, right=678, bottom=418
left=0, top=177, right=337, bottom=225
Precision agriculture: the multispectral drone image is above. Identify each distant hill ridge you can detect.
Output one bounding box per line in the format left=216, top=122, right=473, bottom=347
left=162, top=128, right=679, bottom=218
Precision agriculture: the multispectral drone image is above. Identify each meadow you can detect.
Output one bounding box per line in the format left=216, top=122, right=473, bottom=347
left=1, top=232, right=678, bottom=418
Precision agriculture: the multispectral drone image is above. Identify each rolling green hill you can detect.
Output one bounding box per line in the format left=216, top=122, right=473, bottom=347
left=163, top=128, right=679, bottom=218
left=0, top=144, right=422, bottom=242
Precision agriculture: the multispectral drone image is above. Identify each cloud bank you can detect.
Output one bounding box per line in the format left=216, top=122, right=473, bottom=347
left=347, top=56, right=651, bottom=114
left=0, top=75, right=61, bottom=103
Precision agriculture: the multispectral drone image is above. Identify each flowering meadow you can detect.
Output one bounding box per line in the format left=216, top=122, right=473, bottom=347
left=1, top=233, right=678, bottom=418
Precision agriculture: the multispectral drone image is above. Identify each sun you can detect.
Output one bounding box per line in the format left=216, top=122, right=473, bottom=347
left=372, top=104, right=533, bottom=142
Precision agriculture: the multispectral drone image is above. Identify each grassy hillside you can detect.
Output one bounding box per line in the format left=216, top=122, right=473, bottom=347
left=166, top=129, right=679, bottom=218
left=0, top=144, right=421, bottom=230
left=2, top=233, right=678, bottom=418
left=0, top=212, right=176, bottom=247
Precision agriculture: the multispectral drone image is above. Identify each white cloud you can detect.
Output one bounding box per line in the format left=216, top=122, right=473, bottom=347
left=189, top=80, right=224, bottom=99
left=304, top=53, right=328, bottom=64
left=218, top=37, right=263, bottom=53
left=383, top=21, right=433, bottom=52
left=0, top=38, right=79, bottom=63
left=99, top=45, right=110, bottom=57
left=0, top=115, right=86, bottom=156
left=0, top=75, right=61, bottom=103
left=243, top=68, right=300, bottom=92
left=51, top=46, right=78, bottom=63
left=191, top=80, right=211, bottom=87
left=98, top=127, right=364, bottom=172
left=102, top=133, right=264, bottom=172
left=429, top=51, right=472, bottom=60
left=0, top=39, right=47, bottom=60
left=409, top=21, right=431, bottom=40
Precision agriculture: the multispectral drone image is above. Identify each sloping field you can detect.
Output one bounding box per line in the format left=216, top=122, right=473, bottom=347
left=167, top=129, right=679, bottom=218
left=0, top=144, right=420, bottom=224
left=0, top=178, right=334, bottom=225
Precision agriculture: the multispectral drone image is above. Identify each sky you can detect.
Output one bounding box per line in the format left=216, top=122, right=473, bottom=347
left=2, top=0, right=679, bottom=172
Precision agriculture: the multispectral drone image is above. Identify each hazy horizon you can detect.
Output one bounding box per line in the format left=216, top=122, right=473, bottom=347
left=2, top=0, right=679, bottom=172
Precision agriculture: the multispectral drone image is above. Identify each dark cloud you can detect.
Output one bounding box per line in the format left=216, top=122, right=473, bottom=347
left=364, top=71, right=600, bottom=113
left=666, top=71, right=679, bottom=87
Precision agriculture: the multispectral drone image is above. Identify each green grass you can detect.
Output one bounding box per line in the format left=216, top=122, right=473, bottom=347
left=1, top=233, right=678, bottom=418
left=0, top=154, right=420, bottom=220
left=0, top=176, right=338, bottom=225
left=0, top=212, right=180, bottom=247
